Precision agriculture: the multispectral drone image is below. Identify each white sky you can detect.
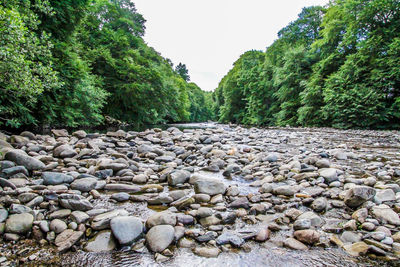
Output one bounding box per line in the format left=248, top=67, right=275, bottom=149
left=133, top=0, right=330, bottom=91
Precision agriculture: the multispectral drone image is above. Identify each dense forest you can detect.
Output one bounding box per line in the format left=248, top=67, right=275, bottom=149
left=214, top=0, right=400, bottom=129
left=0, top=0, right=213, bottom=129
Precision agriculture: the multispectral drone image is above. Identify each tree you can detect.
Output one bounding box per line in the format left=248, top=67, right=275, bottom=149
left=175, top=63, right=190, bottom=81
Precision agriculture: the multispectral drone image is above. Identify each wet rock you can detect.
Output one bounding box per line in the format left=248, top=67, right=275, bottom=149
left=255, top=227, right=270, bottom=242
left=344, top=186, right=376, bottom=208
left=228, top=197, right=250, bottom=209
left=340, top=231, right=362, bottom=243
left=294, top=230, right=320, bottom=245
left=5, top=150, right=45, bottom=170
left=1, top=166, right=29, bottom=178
left=42, top=172, right=74, bottom=185
left=110, top=216, right=143, bottom=246
left=296, top=211, right=324, bottom=227
left=372, top=204, right=400, bottom=225
left=319, top=168, right=339, bottom=183
left=49, top=209, right=71, bottom=220
left=95, top=169, right=113, bottom=179
left=5, top=213, right=33, bottom=234
left=84, top=230, right=116, bottom=252
left=293, top=219, right=311, bottom=230
left=146, top=225, right=175, bottom=253
left=146, top=211, right=177, bottom=228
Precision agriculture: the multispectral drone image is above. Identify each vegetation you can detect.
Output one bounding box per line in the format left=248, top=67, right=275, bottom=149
left=214, top=0, right=400, bottom=129
left=0, top=0, right=212, bottom=129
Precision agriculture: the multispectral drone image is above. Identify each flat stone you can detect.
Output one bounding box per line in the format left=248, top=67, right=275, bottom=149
left=284, top=238, right=308, bottom=250
left=193, top=247, right=221, bottom=257
left=343, top=242, right=369, bottom=256
left=374, top=189, right=396, bottom=204
left=84, top=230, right=116, bottom=252
left=146, top=211, right=176, bottom=228
left=104, top=184, right=141, bottom=192
left=296, top=211, right=324, bottom=227
left=294, top=230, right=320, bottom=245
left=110, top=192, right=130, bottom=202
left=168, top=170, right=190, bottom=186
left=193, top=175, right=227, bottom=196
left=42, top=172, right=74, bottom=185
left=216, top=231, right=245, bottom=247
left=55, top=229, right=84, bottom=252
left=70, top=178, right=97, bottom=192
left=71, top=211, right=90, bottom=224
left=372, top=204, right=400, bottom=225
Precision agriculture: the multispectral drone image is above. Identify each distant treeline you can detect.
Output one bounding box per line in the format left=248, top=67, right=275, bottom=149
left=214, top=0, right=400, bottom=129
left=0, top=0, right=214, bottom=129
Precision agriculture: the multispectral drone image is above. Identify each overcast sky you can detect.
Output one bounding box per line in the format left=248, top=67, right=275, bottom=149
left=134, top=0, right=330, bottom=91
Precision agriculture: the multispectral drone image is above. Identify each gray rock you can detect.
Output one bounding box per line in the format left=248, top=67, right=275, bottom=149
left=374, top=189, right=396, bottom=204
left=294, top=219, right=311, bottom=230
left=311, top=197, right=328, bottom=212
left=51, top=129, right=69, bottom=137
left=0, top=209, right=8, bottom=223
left=168, top=170, right=190, bottom=186
left=319, top=168, right=339, bottom=183
left=55, top=229, right=84, bottom=252
left=284, top=238, right=308, bottom=250
left=216, top=232, right=244, bottom=247
left=71, top=211, right=90, bottom=224
left=42, top=172, right=74, bottom=185
left=273, top=185, right=298, bottom=196
left=344, top=186, right=376, bottom=208
left=193, top=176, right=226, bottom=196
left=110, top=216, right=143, bottom=246
left=70, top=178, right=97, bottom=192
left=59, top=194, right=93, bottom=211
left=1, top=166, right=29, bottom=178
left=372, top=204, right=400, bottom=225
left=85, top=230, right=116, bottom=252
left=341, top=231, right=362, bottom=243
left=297, top=211, right=324, bottom=227
left=193, top=247, right=221, bottom=257
left=50, top=219, right=67, bottom=234
left=266, top=153, right=278, bottom=162
left=5, top=213, right=33, bottom=234
left=146, top=225, right=175, bottom=253
left=146, top=211, right=176, bottom=228
left=5, top=150, right=45, bottom=171
left=111, top=192, right=130, bottom=202
left=91, top=209, right=129, bottom=230
left=104, top=184, right=141, bottom=192
left=53, top=144, right=77, bottom=158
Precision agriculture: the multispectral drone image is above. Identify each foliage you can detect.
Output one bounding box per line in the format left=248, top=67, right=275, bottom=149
left=215, top=0, right=400, bottom=129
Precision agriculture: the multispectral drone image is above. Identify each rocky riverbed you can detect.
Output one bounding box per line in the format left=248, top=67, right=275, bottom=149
left=0, top=124, right=400, bottom=266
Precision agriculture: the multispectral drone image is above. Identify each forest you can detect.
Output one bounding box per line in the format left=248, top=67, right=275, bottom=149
left=1, top=0, right=399, bottom=130
left=0, top=0, right=213, bottom=129
left=214, top=0, right=400, bottom=129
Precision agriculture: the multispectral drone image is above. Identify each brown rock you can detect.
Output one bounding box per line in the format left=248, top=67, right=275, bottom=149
left=294, top=229, right=320, bottom=245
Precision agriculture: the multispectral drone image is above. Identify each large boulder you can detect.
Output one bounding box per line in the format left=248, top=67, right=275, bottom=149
left=145, top=225, right=175, bottom=253
left=344, top=186, right=376, bottom=208
left=5, top=150, right=45, bottom=171
left=5, top=213, right=34, bottom=234
left=193, top=175, right=226, bottom=196
left=110, top=216, right=143, bottom=246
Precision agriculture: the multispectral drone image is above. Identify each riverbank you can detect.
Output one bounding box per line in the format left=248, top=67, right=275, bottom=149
left=0, top=125, right=400, bottom=266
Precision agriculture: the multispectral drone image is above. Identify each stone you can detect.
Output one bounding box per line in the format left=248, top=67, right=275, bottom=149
left=59, top=194, right=93, bottom=211
left=344, top=186, right=376, bottom=208
left=55, top=229, right=84, bottom=252
left=319, top=168, right=339, bottom=183
left=53, top=144, right=77, bottom=158
left=48, top=209, right=71, bottom=220
left=352, top=208, right=368, bottom=223
left=5, top=150, right=45, bottom=171
left=70, top=178, right=97, bottom=192
left=374, top=189, right=396, bottom=204
left=193, top=176, right=226, bottom=196
left=85, top=230, right=116, bottom=252
left=216, top=232, right=245, bottom=247
left=294, top=230, right=320, bottom=245
left=104, top=184, right=141, bottom=192
left=5, top=213, right=33, bottom=234
left=0, top=209, right=8, bottom=223
left=273, top=185, right=298, bottom=196
left=311, top=197, right=327, bottom=212
left=71, top=211, right=89, bottom=224
left=50, top=219, right=67, bottom=234
left=343, top=242, right=369, bottom=256
left=228, top=197, right=250, bottom=209
left=340, top=231, right=362, bottom=243
left=42, top=172, right=74, bottom=185
left=51, top=129, right=69, bottom=137
left=284, top=238, right=308, bottom=250
left=296, top=211, right=324, bottom=227
left=1, top=166, right=29, bottom=178
left=110, top=216, right=143, bottom=246
left=146, top=211, right=176, bottom=228
left=110, top=192, right=130, bottom=202
left=293, top=219, right=311, bottom=230
left=255, top=227, right=270, bottom=242
left=91, top=209, right=129, bottom=230
left=168, top=170, right=190, bottom=186
left=372, top=204, right=400, bottom=225
left=193, top=247, right=221, bottom=258
left=72, top=130, right=87, bottom=139
left=197, top=207, right=213, bottom=218
left=146, top=225, right=175, bottom=253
